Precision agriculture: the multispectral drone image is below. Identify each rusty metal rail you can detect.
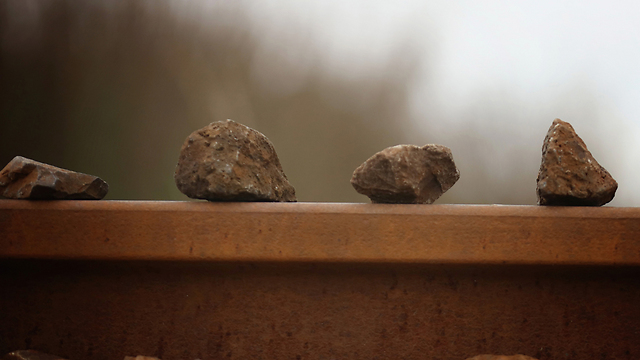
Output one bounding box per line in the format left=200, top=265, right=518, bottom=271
left=1, top=200, right=639, bottom=265
left=2, top=200, right=640, bottom=360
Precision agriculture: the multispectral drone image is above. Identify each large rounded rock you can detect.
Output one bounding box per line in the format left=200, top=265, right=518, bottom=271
left=350, top=144, right=459, bottom=204
left=174, top=119, right=296, bottom=202
left=536, top=119, right=617, bottom=206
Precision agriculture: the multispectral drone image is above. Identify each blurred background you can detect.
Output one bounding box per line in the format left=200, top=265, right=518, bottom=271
left=1, top=0, right=639, bottom=205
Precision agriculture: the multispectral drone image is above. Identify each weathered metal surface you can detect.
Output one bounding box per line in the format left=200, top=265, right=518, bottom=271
left=1, top=261, right=639, bottom=360
left=1, top=201, right=640, bottom=265
left=1, top=201, right=639, bottom=360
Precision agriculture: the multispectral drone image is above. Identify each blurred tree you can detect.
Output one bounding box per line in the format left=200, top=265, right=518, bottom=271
left=0, top=0, right=421, bottom=202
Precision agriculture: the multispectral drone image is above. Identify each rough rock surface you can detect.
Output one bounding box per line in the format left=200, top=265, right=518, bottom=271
left=536, top=119, right=617, bottom=206
left=465, top=355, right=538, bottom=360
left=0, top=156, right=109, bottom=200
left=124, top=357, right=161, bottom=360
left=175, top=119, right=296, bottom=202
left=351, top=144, right=459, bottom=204
left=3, top=350, right=68, bottom=360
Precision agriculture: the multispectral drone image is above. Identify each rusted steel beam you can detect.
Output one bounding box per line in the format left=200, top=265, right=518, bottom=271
left=1, top=200, right=639, bottom=265
left=1, top=201, right=640, bottom=360
left=2, top=261, right=639, bottom=360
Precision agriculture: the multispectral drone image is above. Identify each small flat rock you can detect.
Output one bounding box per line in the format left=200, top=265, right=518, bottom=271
left=3, top=350, right=68, bottom=360
left=465, top=355, right=538, bottom=360
left=536, top=119, right=617, bottom=206
left=174, top=119, right=296, bottom=202
left=351, top=144, right=460, bottom=204
left=0, top=156, right=109, bottom=200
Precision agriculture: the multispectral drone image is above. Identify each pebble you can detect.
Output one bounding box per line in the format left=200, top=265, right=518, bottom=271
left=465, top=355, right=538, bottom=360
left=174, top=120, right=296, bottom=202
left=536, top=119, right=617, bottom=206
left=0, top=156, right=108, bottom=200
left=3, top=350, right=68, bottom=360
left=350, top=144, right=459, bottom=204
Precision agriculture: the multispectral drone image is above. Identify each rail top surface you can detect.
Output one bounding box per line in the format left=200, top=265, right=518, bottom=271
left=1, top=200, right=639, bottom=265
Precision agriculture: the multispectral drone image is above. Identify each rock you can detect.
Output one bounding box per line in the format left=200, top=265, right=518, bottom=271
left=0, top=156, right=109, bottom=200
left=536, top=119, right=617, bottom=206
left=465, top=355, right=538, bottom=360
left=174, top=119, right=296, bottom=202
left=123, top=356, right=161, bottom=360
left=350, top=144, right=459, bottom=204
left=3, top=350, right=68, bottom=360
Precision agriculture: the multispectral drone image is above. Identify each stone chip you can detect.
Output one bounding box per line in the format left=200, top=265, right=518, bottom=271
left=465, top=355, right=538, bottom=360
left=174, top=119, right=296, bottom=202
left=0, top=156, right=109, bottom=200
left=536, top=118, right=617, bottom=206
left=350, top=144, right=459, bottom=204
left=3, top=350, right=68, bottom=360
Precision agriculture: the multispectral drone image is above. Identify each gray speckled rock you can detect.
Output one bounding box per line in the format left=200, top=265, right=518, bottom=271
left=536, top=118, right=617, bottom=206
left=174, top=119, right=296, bottom=202
left=350, top=144, right=459, bottom=204
left=0, top=156, right=108, bottom=200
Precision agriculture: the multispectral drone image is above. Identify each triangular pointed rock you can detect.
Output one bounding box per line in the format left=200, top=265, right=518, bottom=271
left=536, top=119, right=617, bottom=206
